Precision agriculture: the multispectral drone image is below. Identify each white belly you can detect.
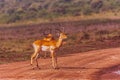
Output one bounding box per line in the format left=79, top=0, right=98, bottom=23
left=41, top=46, right=50, bottom=51
left=41, top=46, right=55, bottom=51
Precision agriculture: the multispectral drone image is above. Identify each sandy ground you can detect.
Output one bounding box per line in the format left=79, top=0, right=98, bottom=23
left=0, top=48, right=120, bottom=80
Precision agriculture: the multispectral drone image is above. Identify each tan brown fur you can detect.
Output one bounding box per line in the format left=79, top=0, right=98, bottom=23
left=31, top=33, right=67, bottom=69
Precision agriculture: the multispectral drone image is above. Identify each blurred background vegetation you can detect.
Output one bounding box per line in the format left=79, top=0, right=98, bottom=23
left=0, top=21, right=120, bottom=64
left=0, top=0, right=120, bottom=24
left=0, top=0, right=120, bottom=64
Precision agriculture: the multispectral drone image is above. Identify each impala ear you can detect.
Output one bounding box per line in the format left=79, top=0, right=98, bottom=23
left=62, top=27, right=65, bottom=33
left=55, top=28, right=61, bottom=36
left=57, top=32, right=60, bottom=36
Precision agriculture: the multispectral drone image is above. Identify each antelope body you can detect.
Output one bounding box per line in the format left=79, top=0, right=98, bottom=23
left=31, top=33, right=67, bottom=69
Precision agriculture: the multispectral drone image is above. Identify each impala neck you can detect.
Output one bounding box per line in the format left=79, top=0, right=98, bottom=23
left=56, top=36, right=63, bottom=48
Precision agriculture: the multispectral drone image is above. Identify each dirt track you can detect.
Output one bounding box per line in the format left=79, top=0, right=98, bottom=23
left=0, top=48, right=120, bottom=80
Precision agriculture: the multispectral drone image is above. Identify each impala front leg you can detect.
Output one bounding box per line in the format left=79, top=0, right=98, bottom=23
left=51, top=51, right=58, bottom=69
left=44, top=52, right=47, bottom=59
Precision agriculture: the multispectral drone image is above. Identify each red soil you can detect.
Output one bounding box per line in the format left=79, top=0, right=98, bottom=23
left=0, top=48, right=120, bottom=80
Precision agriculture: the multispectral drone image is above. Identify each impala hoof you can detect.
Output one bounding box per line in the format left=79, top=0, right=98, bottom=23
left=32, top=67, right=35, bottom=70
left=38, top=67, right=41, bottom=70
left=53, top=67, right=59, bottom=70
left=32, top=67, right=40, bottom=70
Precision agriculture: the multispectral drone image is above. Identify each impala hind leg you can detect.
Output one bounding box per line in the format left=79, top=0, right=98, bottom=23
left=31, top=44, right=40, bottom=65
left=31, top=52, right=37, bottom=65
left=35, top=53, right=40, bottom=69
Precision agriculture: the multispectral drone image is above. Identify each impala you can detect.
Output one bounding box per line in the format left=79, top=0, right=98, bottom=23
left=31, top=32, right=67, bottom=69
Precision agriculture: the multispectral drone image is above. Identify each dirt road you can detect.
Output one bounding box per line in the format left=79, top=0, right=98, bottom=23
left=0, top=48, right=120, bottom=80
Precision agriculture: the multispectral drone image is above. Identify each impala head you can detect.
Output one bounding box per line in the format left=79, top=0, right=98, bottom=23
left=59, top=33, right=67, bottom=39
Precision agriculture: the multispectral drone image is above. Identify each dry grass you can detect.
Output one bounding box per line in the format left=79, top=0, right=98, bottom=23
left=0, top=19, right=120, bottom=64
